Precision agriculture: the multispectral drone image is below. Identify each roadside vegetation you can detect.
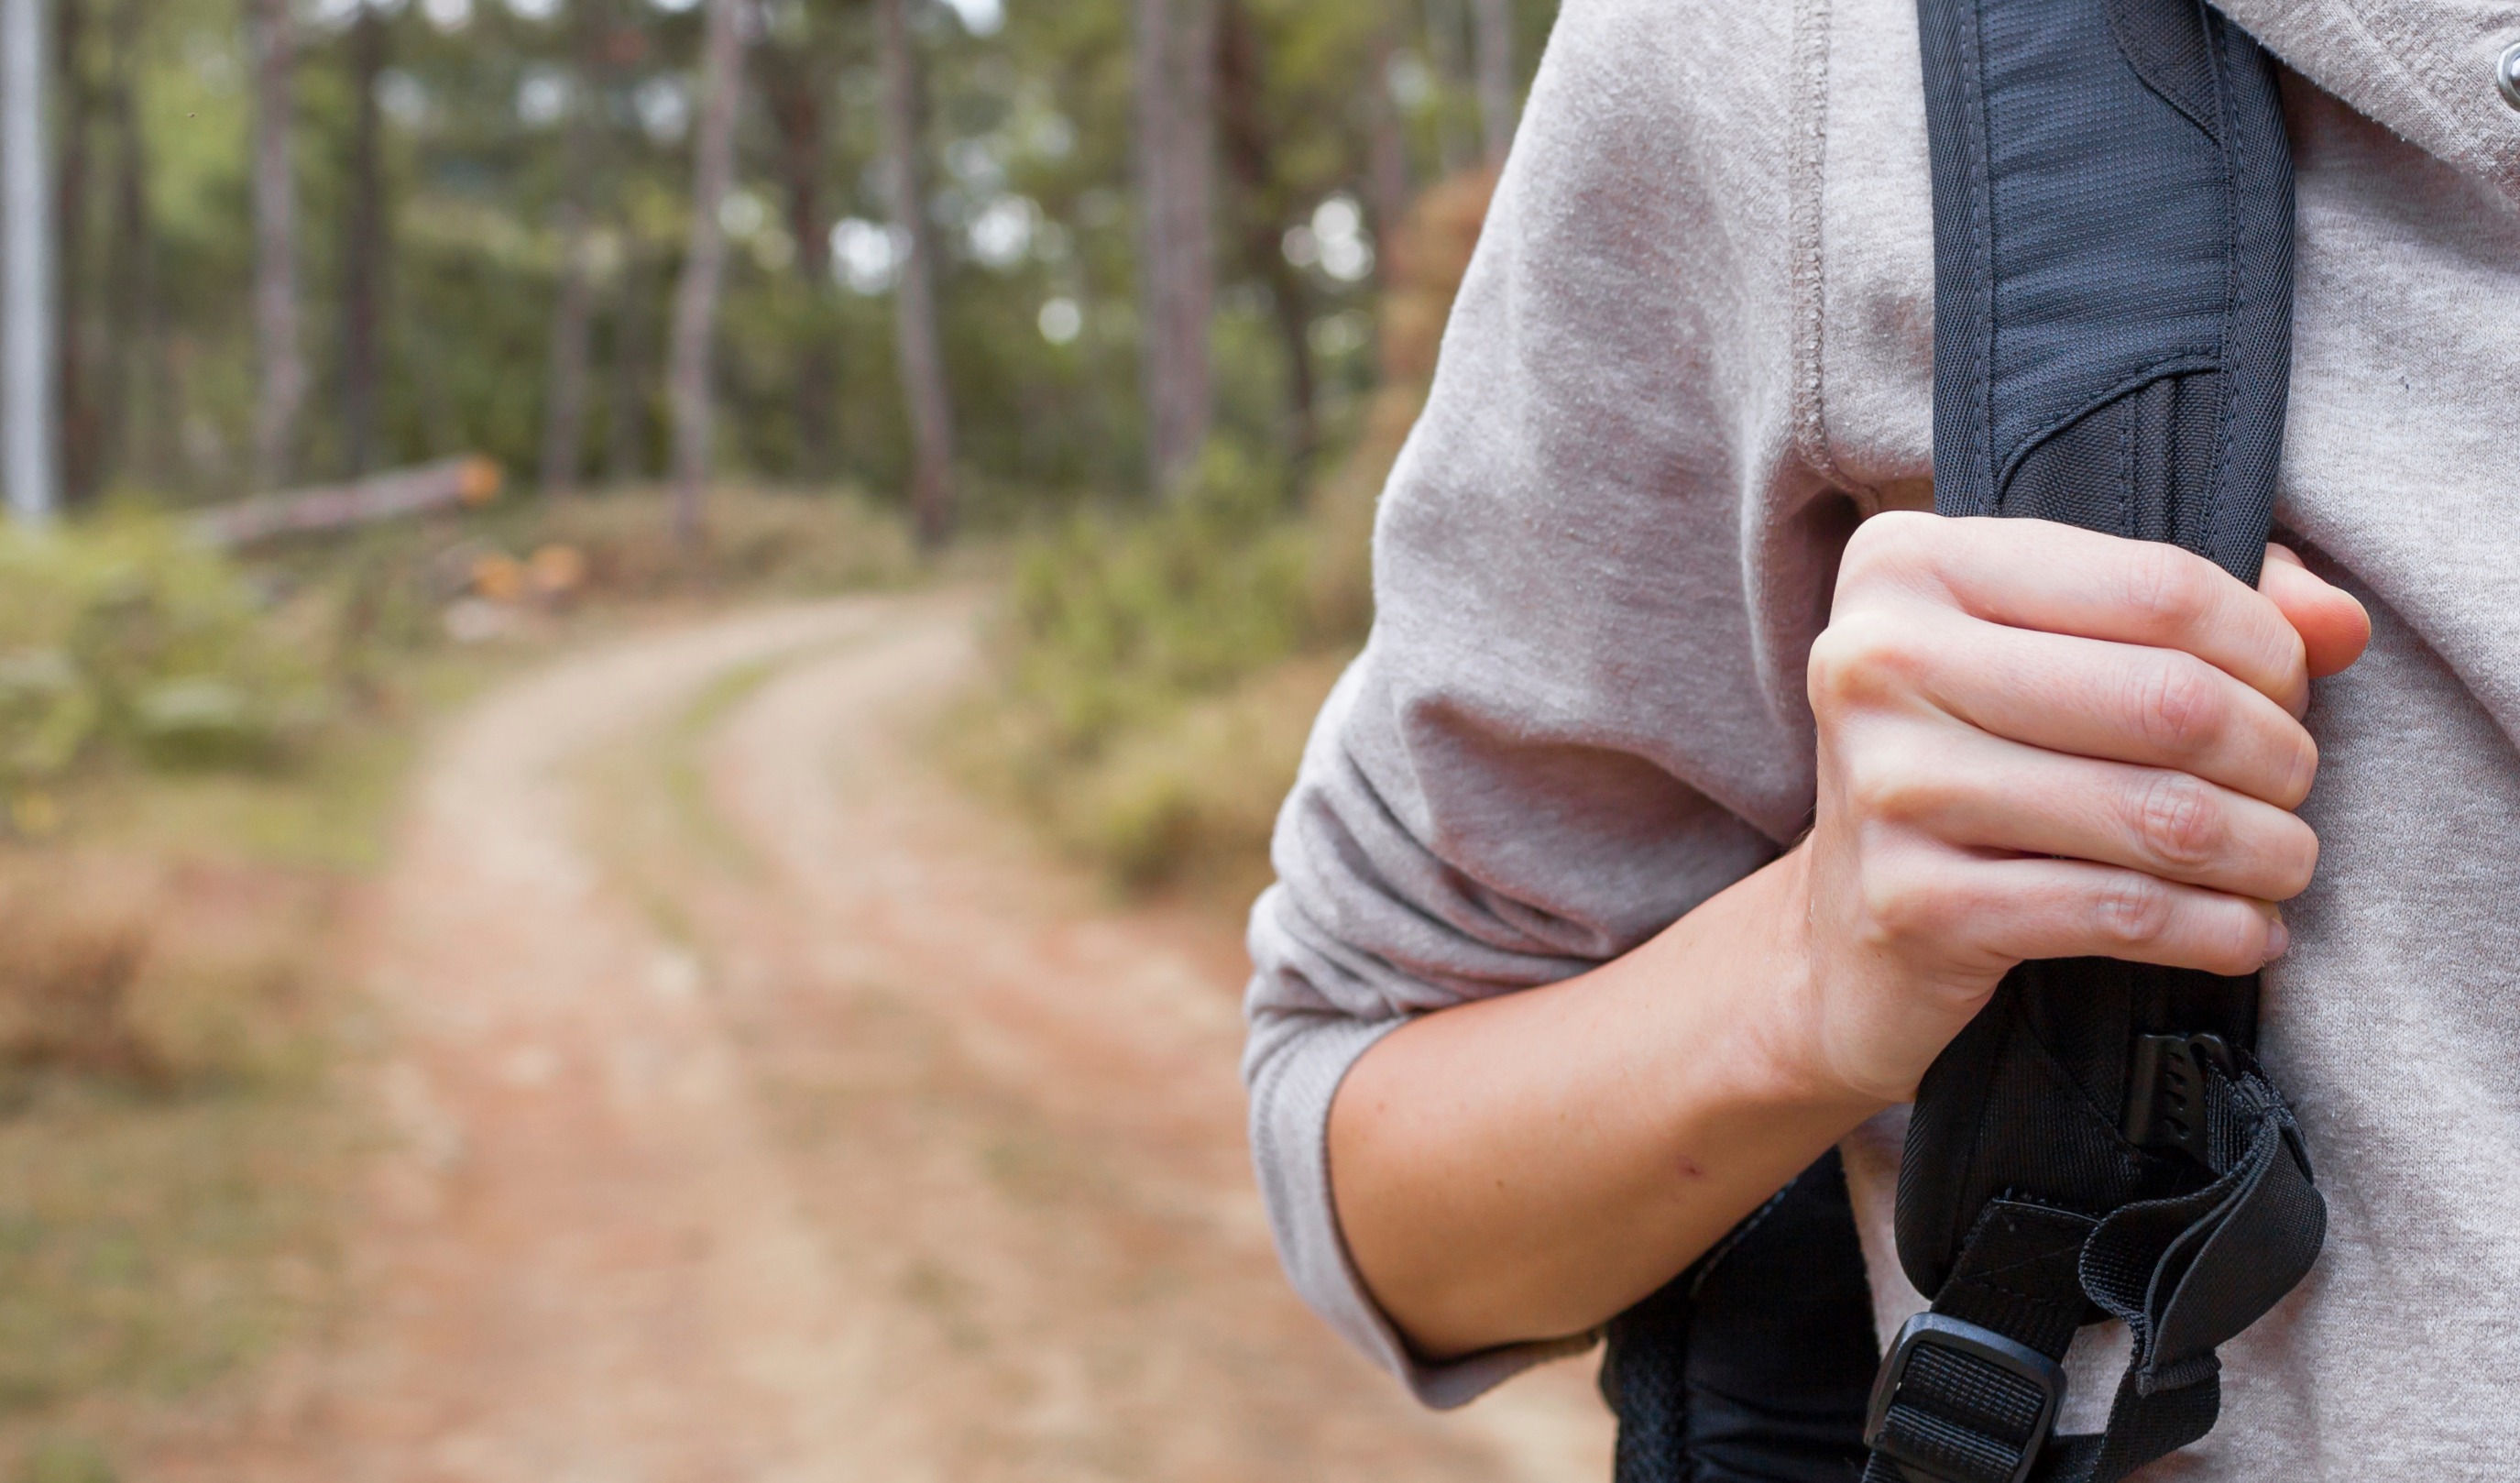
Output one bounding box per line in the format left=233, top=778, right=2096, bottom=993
left=0, top=146, right=1477, bottom=1448
left=0, top=486, right=909, bottom=1469
left=0, top=0, right=1555, bottom=1466
left=960, top=172, right=1493, bottom=903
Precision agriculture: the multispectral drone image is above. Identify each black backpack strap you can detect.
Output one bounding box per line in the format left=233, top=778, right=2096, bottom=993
left=1914, top=0, right=2293, bottom=577
left=1868, top=4, right=2321, bottom=1483
left=1604, top=1149, right=1879, bottom=1483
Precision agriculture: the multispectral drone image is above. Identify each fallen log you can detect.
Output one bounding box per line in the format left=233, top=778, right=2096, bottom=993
left=193, top=456, right=503, bottom=547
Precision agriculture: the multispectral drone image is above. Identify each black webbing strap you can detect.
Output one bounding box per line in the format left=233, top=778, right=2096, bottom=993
left=1863, top=1057, right=2322, bottom=1483
left=1876, top=0, right=2325, bottom=1479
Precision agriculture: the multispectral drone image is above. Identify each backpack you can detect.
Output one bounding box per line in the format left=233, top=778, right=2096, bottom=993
left=1601, top=2, right=2324, bottom=1479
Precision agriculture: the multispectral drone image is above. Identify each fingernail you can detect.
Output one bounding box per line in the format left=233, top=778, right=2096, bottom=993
left=2263, top=918, right=2291, bottom=962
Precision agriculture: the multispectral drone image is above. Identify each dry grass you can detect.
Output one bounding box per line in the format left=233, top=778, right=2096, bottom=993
left=0, top=853, right=333, bottom=1096
left=0, top=847, right=348, bottom=1464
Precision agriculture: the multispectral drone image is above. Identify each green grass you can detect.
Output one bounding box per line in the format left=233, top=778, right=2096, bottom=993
left=581, top=641, right=801, bottom=955
left=0, top=801, right=363, bottom=1474
left=0, top=1079, right=343, bottom=1417
left=16, top=1435, right=115, bottom=1483
left=662, top=656, right=785, bottom=882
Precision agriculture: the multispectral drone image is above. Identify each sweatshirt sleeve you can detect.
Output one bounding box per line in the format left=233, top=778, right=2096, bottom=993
left=1240, top=0, right=1862, bottom=1408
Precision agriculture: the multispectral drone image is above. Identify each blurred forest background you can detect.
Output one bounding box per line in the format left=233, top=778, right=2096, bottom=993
left=6, top=0, right=1543, bottom=884
left=0, top=0, right=1563, bottom=1473
left=37, top=0, right=1539, bottom=515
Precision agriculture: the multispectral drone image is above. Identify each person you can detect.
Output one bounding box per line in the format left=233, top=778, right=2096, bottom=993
left=1241, top=0, right=2520, bottom=1473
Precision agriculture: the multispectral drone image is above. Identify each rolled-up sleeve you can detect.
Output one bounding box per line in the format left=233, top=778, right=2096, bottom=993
left=1240, top=0, right=1866, bottom=1408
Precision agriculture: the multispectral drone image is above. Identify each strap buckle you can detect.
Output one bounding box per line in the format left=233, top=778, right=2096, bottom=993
left=2121, top=1032, right=2234, bottom=1165
left=1864, top=1313, right=2065, bottom=1483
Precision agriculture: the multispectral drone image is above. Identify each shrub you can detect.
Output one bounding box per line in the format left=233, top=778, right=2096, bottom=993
left=967, top=171, right=1500, bottom=898
left=963, top=172, right=1501, bottom=898
left=997, top=443, right=1316, bottom=761
left=0, top=519, right=325, bottom=796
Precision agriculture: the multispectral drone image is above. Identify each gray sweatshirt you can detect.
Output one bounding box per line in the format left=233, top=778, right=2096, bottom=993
left=1243, top=0, right=2520, bottom=1474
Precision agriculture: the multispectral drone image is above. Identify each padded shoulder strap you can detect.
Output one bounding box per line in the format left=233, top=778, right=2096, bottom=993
left=1872, top=5, right=2321, bottom=1483
left=1922, top=0, right=2292, bottom=585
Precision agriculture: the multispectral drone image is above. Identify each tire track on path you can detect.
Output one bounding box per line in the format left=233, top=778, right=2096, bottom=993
left=154, top=596, right=1613, bottom=1482
left=687, top=597, right=1611, bottom=1483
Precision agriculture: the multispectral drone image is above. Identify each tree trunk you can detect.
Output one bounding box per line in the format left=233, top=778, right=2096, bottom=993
left=53, top=0, right=94, bottom=503
left=539, top=0, right=605, bottom=498
left=1467, top=0, right=1516, bottom=166
left=340, top=0, right=387, bottom=476
left=0, top=0, right=54, bottom=522
left=1421, top=0, right=1472, bottom=177
left=761, top=38, right=834, bottom=480
left=247, top=0, right=302, bottom=493
left=1214, top=0, right=1312, bottom=469
left=875, top=0, right=953, bottom=550
left=1363, top=16, right=1413, bottom=257
left=606, top=245, right=648, bottom=484
left=103, top=0, right=159, bottom=485
left=665, top=0, right=745, bottom=546
left=1134, top=0, right=1216, bottom=494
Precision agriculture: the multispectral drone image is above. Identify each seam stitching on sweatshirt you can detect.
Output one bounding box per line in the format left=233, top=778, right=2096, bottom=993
left=1789, top=0, right=1877, bottom=509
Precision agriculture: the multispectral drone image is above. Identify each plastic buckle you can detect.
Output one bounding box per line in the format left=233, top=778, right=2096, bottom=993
left=2121, top=1032, right=2234, bottom=1165
left=1864, top=1313, right=2066, bottom=1483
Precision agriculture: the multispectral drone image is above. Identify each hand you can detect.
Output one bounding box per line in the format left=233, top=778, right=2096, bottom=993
left=1790, top=515, right=2371, bottom=1104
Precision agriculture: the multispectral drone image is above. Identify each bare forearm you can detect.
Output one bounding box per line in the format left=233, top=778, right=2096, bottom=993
left=1326, top=846, right=1884, bottom=1360
left=1322, top=527, right=2368, bottom=1367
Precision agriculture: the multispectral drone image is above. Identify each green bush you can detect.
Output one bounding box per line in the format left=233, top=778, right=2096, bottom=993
left=997, top=444, right=1317, bottom=763
left=0, top=520, right=324, bottom=794
left=965, top=171, right=1502, bottom=897
left=965, top=442, right=1372, bottom=897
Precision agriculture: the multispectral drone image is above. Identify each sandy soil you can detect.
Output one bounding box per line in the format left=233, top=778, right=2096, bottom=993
left=153, top=596, right=1615, bottom=1482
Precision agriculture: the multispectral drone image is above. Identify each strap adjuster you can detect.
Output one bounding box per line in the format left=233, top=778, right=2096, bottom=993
left=2121, top=1032, right=2234, bottom=1165
left=1864, top=1313, right=2065, bottom=1483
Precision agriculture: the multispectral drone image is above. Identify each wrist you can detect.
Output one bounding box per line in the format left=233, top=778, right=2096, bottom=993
left=1731, top=842, right=1897, bottom=1118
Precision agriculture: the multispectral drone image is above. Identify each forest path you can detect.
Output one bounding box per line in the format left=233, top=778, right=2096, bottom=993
left=157, top=595, right=1614, bottom=1483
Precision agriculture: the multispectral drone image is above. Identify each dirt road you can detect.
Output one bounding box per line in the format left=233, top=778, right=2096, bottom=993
left=159, top=596, right=1614, bottom=1482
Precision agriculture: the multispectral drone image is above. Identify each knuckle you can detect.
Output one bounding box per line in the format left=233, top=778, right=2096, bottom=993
left=1808, top=614, right=1922, bottom=713
left=2130, top=772, right=2221, bottom=871
left=1840, top=755, right=1898, bottom=819
left=2121, top=543, right=2214, bottom=632
left=2091, top=873, right=2175, bottom=948
left=2130, top=656, right=2227, bottom=758
left=1837, top=735, right=1938, bottom=823
left=2202, top=912, right=2271, bottom=975
left=1842, top=511, right=1936, bottom=586
left=1857, top=856, right=1948, bottom=947
left=1805, top=629, right=1858, bottom=710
